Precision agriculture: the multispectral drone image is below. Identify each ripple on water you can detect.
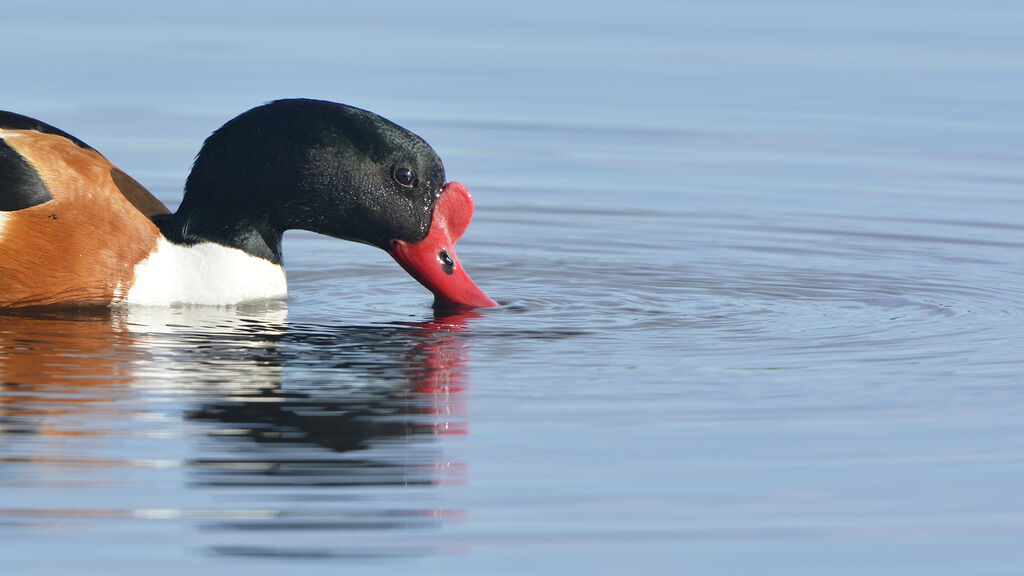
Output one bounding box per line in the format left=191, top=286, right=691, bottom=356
left=466, top=202, right=1023, bottom=380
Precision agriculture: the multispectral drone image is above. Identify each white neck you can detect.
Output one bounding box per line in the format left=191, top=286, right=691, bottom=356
left=123, top=239, right=288, bottom=305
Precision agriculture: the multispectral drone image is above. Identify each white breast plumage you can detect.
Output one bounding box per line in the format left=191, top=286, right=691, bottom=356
left=124, top=239, right=288, bottom=305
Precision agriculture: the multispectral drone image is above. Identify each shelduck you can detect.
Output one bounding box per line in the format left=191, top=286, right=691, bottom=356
left=0, top=99, right=497, bottom=310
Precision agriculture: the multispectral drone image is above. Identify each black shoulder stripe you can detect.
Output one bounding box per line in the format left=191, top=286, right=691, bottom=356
left=0, top=138, right=53, bottom=211
left=0, top=110, right=94, bottom=151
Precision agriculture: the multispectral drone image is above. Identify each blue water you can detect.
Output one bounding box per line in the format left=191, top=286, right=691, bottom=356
left=3, top=1, right=1024, bottom=574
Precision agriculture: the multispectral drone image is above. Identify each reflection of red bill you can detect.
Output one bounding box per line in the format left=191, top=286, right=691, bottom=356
left=406, top=309, right=481, bottom=438
left=389, top=182, right=498, bottom=310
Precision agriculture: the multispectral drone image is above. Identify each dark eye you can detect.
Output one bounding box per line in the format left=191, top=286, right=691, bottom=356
left=393, top=166, right=416, bottom=188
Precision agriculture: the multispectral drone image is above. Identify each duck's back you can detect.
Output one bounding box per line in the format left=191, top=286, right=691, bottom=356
left=0, top=112, right=169, bottom=308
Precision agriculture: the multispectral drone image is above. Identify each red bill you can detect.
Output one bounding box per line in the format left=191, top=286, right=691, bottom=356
left=388, top=181, right=498, bottom=310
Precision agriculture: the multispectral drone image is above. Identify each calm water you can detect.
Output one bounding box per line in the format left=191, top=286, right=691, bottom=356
left=3, top=1, right=1024, bottom=574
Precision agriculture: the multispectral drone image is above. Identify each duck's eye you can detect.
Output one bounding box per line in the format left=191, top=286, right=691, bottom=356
left=393, top=167, right=417, bottom=188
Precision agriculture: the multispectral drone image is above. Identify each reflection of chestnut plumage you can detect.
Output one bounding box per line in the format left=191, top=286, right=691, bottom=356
left=0, top=99, right=496, bottom=309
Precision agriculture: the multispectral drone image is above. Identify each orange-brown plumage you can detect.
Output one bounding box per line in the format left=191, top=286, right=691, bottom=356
left=0, top=130, right=168, bottom=308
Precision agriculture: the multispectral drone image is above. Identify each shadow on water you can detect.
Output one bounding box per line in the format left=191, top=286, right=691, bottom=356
left=0, top=304, right=479, bottom=560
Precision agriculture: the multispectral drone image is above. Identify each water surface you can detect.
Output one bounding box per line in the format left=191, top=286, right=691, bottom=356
left=3, top=1, right=1024, bottom=574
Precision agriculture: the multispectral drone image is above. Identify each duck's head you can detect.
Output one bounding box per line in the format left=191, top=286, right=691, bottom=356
left=165, top=98, right=496, bottom=310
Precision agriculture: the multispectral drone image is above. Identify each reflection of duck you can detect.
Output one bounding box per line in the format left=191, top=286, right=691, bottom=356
left=0, top=100, right=496, bottom=309
left=0, top=307, right=476, bottom=558
left=0, top=306, right=475, bottom=476
left=0, top=306, right=289, bottom=438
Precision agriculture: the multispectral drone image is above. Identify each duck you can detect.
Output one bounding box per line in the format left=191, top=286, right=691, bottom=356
left=0, top=98, right=497, bottom=310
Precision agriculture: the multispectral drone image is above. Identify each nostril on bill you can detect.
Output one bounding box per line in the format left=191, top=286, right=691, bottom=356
left=438, top=250, right=455, bottom=275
